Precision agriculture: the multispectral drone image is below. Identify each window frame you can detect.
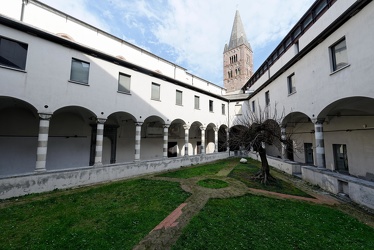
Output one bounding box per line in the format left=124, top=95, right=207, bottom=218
left=151, top=82, right=161, bottom=101
left=0, top=36, right=28, bottom=71
left=222, top=103, right=226, bottom=115
left=70, top=58, right=90, bottom=85
left=330, top=38, right=349, bottom=72
left=287, top=73, right=296, bottom=95
left=176, top=90, right=183, bottom=106
left=194, top=95, right=200, bottom=110
left=265, top=91, right=270, bottom=106
left=252, top=100, right=255, bottom=112
left=118, top=72, right=131, bottom=94
left=209, top=100, right=214, bottom=112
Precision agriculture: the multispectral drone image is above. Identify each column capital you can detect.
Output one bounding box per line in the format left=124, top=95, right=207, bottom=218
left=199, top=126, right=206, bottom=131
left=213, top=127, right=219, bottom=132
left=183, top=124, right=190, bottom=130
left=312, top=118, right=325, bottom=124
left=163, top=124, right=170, bottom=129
left=39, top=113, right=52, bottom=120
left=97, top=118, right=106, bottom=124
left=135, top=122, right=143, bottom=127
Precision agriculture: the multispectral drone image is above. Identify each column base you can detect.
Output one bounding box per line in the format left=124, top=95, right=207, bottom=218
left=93, top=162, right=103, bottom=167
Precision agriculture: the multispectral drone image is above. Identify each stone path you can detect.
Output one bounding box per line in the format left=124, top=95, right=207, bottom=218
left=133, top=166, right=361, bottom=250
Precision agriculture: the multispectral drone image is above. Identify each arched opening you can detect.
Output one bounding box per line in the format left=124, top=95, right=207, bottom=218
left=218, top=125, right=228, bottom=152
left=206, top=123, right=216, bottom=154
left=190, top=121, right=202, bottom=155
left=47, top=106, right=95, bottom=170
left=0, top=97, right=38, bottom=176
left=168, top=119, right=186, bottom=157
left=141, top=116, right=165, bottom=160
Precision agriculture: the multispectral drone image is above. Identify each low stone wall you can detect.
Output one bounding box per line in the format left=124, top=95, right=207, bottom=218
left=247, top=152, right=301, bottom=175
left=302, top=166, right=374, bottom=210
left=0, top=153, right=229, bottom=199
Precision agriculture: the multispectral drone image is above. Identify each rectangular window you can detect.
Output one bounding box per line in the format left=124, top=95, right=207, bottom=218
left=287, top=73, right=296, bottom=94
left=118, top=73, right=131, bottom=93
left=209, top=100, right=214, bottom=112
left=151, top=82, right=160, bottom=100
left=331, top=38, right=348, bottom=71
left=252, top=101, right=255, bottom=112
left=222, top=104, right=225, bottom=115
left=0, top=36, right=28, bottom=70
left=70, top=58, right=90, bottom=84
left=194, top=95, right=200, bottom=109
left=265, top=91, right=270, bottom=106
left=235, top=104, right=242, bottom=115
left=176, top=90, right=182, bottom=105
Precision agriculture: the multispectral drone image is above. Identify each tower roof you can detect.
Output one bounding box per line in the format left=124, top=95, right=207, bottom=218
left=224, top=10, right=252, bottom=52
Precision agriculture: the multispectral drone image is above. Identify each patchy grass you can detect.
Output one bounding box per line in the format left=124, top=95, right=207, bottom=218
left=229, top=159, right=312, bottom=198
left=0, top=179, right=190, bottom=250
left=157, top=158, right=237, bottom=179
left=174, top=195, right=374, bottom=250
left=197, top=179, right=229, bottom=189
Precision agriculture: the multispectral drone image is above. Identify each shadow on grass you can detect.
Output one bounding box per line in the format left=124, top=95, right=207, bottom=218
left=228, top=158, right=313, bottom=198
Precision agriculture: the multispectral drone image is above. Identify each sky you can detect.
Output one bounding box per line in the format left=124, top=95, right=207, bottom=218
left=38, top=0, right=315, bottom=86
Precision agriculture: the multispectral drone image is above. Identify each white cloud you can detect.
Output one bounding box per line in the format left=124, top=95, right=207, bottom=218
left=38, top=0, right=315, bottom=85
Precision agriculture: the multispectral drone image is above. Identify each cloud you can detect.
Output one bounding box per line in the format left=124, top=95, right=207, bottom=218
left=38, top=0, right=315, bottom=86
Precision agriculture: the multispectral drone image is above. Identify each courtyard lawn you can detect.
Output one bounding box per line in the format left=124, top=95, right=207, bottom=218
left=0, top=179, right=190, bottom=250
left=174, top=195, right=374, bottom=250
left=157, top=158, right=237, bottom=179
left=229, top=158, right=313, bottom=198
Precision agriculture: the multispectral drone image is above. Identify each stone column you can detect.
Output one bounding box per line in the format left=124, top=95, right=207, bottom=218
left=183, top=124, right=190, bottom=156
left=135, top=122, right=143, bottom=161
left=314, top=119, right=326, bottom=168
left=200, top=126, right=206, bottom=154
left=163, top=124, right=169, bottom=158
left=281, top=126, right=288, bottom=160
left=94, top=118, right=106, bottom=166
left=35, top=113, right=52, bottom=172
left=214, top=127, right=219, bottom=153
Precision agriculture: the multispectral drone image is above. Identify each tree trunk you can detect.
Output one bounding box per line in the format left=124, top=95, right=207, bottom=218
left=258, top=146, right=271, bottom=184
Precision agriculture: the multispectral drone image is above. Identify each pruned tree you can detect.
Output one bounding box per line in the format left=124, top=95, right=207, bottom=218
left=228, top=103, right=294, bottom=184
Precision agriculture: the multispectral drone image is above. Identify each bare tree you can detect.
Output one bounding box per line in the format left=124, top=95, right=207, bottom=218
left=229, top=103, right=292, bottom=184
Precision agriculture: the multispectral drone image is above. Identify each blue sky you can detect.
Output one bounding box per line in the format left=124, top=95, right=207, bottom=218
left=38, top=0, right=315, bottom=86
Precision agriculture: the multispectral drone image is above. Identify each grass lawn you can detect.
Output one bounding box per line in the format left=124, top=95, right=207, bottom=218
left=157, top=158, right=236, bottom=179
left=174, top=195, right=374, bottom=250
left=229, top=158, right=313, bottom=198
left=197, top=179, right=229, bottom=189
left=0, top=179, right=190, bottom=250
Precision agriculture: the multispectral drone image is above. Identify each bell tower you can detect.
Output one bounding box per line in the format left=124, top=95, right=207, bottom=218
left=223, top=10, right=253, bottom=93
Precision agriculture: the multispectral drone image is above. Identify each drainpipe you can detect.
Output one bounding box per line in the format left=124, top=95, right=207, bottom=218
left=20, top=0, right=28, bottom=21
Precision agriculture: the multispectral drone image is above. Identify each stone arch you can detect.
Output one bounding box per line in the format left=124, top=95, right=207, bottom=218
left=190, top=121, right=203, bottom=155
left=0, top=97, right=39, bottom=176
left=206, top=123, right=217, bottom=154
left=168, top=119, right=186, bottom=157
left=316, top=97, right=374, bottom=177
left=103, top=112, right=137, bottom=164
left=282, top=112, right=314, bottom=163
left=47, top=106, right=96, bottom=170
left=141, top=115, right=165, bottom=160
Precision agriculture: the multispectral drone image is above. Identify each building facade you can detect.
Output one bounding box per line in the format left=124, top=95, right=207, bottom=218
left=1, top=0, right=373, bottom=209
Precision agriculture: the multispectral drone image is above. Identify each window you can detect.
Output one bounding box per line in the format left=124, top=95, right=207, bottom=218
left=70, top=58, right=90, bottom=84
left=235, top=104, right=242, bottom=115
left=287, top=73, right=296, bottom=94
left=0, top=37, right=28, bottom=70
left=176, top=90, right=182, bottom=106
left=209, top=100, right=214, bottom=112
left=222, top=104, right=225, bottom=115
left=118, top=73, right=131, bottom=93
left=194, top=95, right=200, bottom=109
left=151, top=82, right=160, bottom=100
left=265, top=91, right=270, bottom=106
left=331, top=38, right=348, bottom=71
left=252, top=100, right=255, bottom=112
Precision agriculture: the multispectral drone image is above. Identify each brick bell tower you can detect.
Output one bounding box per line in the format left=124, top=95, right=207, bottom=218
left=223, top=10, right=253, bottom=93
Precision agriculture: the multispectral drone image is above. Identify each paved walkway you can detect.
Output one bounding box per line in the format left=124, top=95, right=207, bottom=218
left=132, top=166, right=348, bottom=250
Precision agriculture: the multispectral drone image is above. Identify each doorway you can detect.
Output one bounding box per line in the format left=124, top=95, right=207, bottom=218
left=333, top=144, right=349, bottom=172
left=304, top=143, right=314, bottom=165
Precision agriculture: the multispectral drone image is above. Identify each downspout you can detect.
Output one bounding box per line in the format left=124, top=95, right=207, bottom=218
left=20, top=0, right=28, bottom=22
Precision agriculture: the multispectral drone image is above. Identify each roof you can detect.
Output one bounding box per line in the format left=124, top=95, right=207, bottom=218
left=224, top=10, right=252, bottom=52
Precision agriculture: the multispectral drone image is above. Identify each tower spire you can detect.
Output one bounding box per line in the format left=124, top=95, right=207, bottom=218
left=223, top=10, right=253, bottom=93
